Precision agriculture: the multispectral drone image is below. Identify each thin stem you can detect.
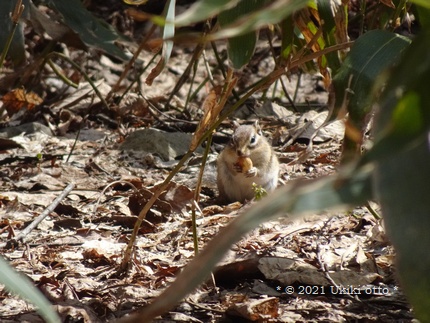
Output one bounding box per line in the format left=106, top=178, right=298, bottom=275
left=108, top=23, right=158, bottom=100
left=189, top=76, right=210, bottom=104
left=45, top=52, right=109, bottom=110
left=165, top=43, right=205, bottom=110
left=265, top=28, right=297, bottom=111
left=210, top=41, right=240, bottom=101
left=293, top=70, right=302, bottom=104
left=0, top=0, right=24, bottom=69
left=47, top=59, right=78, bottom=88
left=191, top=133, right=213, bottom=255
left=118, top=52, right=158, bottom=103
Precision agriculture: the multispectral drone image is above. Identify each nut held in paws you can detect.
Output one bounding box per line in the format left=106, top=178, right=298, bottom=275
left=235, top=156, right=253, bottom=172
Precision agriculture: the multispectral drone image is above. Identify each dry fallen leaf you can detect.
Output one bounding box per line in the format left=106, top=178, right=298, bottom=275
left=1, top=88, right=43, bottom=116
left=190, top=87, right=219, bottom=151
left=227, top=296, right=279, bottom=321
left=146, top=57, right=165, bottom=86
left=380, top=0, right=395, bottom=8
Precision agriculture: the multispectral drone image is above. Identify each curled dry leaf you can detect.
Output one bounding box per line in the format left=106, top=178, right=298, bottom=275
left=380, top=0, right=395, bottom=9
left=190, top=87, right=219, bottom=151
left=1, top=89, right=43, bottom=117
left=190, top=74, right=237, bottom=151
left=146, top=57, right=166, bottom=86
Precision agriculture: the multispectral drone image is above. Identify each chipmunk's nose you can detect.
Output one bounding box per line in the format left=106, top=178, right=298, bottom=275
left=237, top=150, right=249, bottom=157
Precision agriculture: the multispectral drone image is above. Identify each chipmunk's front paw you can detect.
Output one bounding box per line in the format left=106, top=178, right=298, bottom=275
left=245, top=167, right=258, bottom=178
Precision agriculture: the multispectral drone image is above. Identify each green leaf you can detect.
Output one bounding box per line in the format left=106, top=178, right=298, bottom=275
left=332, top=30, right=411, bottom=124
left=360, top=29, right=430, bottom=166
left=415, top=2, right=430, bottom=30
left=316, top=0, right=348, bottom=74
left=333, top=30, right=411, bottom=162
left=208, top=0, right=309, bottom=40
left=391, top=92, right=423, bottom=136
left=224, top=32, right=257, bottom=69
left=374, top=135, right=430, bottom=323
left=218, top=0, right=266, bottom=69
left=371, top=29, right=430, bottom=323
left=161, top=0, right=175, bottom=67
left=280, top=15, right=295, bottom=59
left=175, top=0, right=241, bottom=26
left=0, top=256, right=61, bottom=323
left=411, top=0, right=430, bottom=8
left=329, top=29, right=411, bottom=163
left=47, top=0, right=128, bottom=61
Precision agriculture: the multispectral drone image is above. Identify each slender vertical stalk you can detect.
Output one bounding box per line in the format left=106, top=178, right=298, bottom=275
left=0, top=0, right=24, bottom=69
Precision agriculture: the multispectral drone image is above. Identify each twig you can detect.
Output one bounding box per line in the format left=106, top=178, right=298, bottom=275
left=91, top=180, right=138, bottom=224
left=315, top=218, right=359, bottom=302
left=119, top=53, right=158, bottom=104
left=265, top=28, right=298, bottom=111
left=44, top=52, right=109, bottom=110
left=110, top=23, right=158, bottom=99
left=165, top=42, right=205, bottom=110
left=190, top=133, right=212, bottom=255
left=47, top=59, right=78, bottom=88
left=365, top=202, right=382, bottom=220
left=6, top=183, right=75, bottom=249
left=0, top=0, right=24, bottom=69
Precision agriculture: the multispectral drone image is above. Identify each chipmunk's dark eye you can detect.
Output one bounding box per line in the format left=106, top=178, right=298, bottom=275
left=250, top=135, right=256, bottom=145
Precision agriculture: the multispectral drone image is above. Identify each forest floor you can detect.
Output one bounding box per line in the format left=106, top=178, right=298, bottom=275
left=0, top=2, right=414, bottom=322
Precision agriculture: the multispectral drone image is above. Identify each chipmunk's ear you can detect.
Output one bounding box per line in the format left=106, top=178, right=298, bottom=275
left=253, top=120, right=262, bottom=135
left=232, top=120, right=241, bottom=129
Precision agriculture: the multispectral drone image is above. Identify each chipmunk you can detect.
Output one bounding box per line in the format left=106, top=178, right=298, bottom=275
left=217, top=120, right=279, bottom=203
